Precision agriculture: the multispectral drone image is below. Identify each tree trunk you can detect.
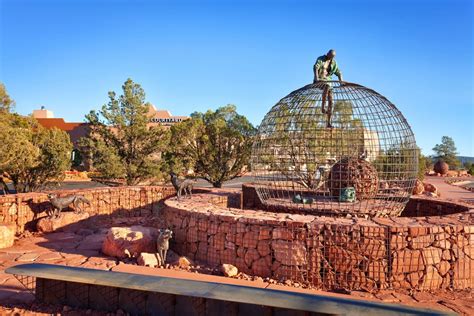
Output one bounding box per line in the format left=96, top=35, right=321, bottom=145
left=127, top=176, right=140, bottom=186
left=12, top=180, right=21, bottom=193
left=212, top=182, right=222, bottom=188
left=0, top=178, right=9, bottom=194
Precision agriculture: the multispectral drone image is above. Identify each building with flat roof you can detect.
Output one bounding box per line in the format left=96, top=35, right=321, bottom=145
left=32, top=108, right=89, bottom=147
left=32, top=106, right=54, bottom=119
left=32, top=106, right=189, bottom=170
left=32, top=105, right=189, bottom=145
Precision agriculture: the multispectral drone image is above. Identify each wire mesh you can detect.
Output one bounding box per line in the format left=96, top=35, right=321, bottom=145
left=65, top=282, right=90, bottom=307
left=41, top=279, right=67, bottom=304
left=265, top=223, right=473, bottom=292
left=119, top=288, right=148, bottom=314
left=89, top=285, right=119, bottom=311
left=13, top=274, right=36, bottom=295
left=252, top=81, right=418, bottom=217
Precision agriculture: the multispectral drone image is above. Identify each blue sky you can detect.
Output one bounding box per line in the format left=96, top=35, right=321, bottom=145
left=1, top=0, right=473, bottom=156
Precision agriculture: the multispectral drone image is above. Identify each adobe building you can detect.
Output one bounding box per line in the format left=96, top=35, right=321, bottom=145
left=32, top=106, right=188, bottom=170
left=32, top=107, right=90, bottom=148
left=32, top=105, right=188, bottom=149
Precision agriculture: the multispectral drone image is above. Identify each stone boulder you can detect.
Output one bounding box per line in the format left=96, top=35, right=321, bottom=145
left=167, top=249, right=180, bottom=263
left=433, top=160, right=449, bottom=175
left=423, top=183, right=439, bottom=197
left=221, top=263, right=238, bottom=277
left=412, top=179, right=424, bottom=195
left=77, top=233, right=107, bottom=251
left=0, top=224, right=16, bottom=249
left=176, top=256, right=192, bottom=269
left=101, top=226, right=157, bottom=258
left=37, top=212, right=89, bottom=233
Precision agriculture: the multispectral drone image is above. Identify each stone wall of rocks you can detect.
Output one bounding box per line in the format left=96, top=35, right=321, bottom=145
left=0, top=186, right=176, bottom=234
left=163, top=192, right=474, bottom=292
left=402, top=197, right=471, bottom=217
left=206, top=191, right=242, bottom=209
left=387, top=222, right=473, bottom=290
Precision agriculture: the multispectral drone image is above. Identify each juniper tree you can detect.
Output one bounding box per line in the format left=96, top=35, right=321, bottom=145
left=0, top=112, right=72, bottom=193
left=0, top=83, right=15, bottom=112
left=168, top=105, right=255, bottom=188
left=81, top=78, right=169, bottom=185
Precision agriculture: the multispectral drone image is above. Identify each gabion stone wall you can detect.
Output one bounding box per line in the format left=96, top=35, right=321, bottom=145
left=0, top=186, right=176, bottom=234
left=251, top=81, right=418, bottom=217
left=163, top=191, right=474, bottom=292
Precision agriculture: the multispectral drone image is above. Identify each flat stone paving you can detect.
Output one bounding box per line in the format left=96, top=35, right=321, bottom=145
left=0, top=230, right=115, bottom=304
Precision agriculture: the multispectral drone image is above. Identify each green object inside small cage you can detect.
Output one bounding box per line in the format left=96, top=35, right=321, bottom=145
left=339, top=187, right=356, bottom=202
left=292, top=194, right=314, bottom=205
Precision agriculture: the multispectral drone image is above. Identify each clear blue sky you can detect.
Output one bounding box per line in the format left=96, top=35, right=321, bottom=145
left=1, top=0, right=473, bottom=156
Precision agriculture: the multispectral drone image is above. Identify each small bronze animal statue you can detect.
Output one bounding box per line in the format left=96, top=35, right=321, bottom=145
left=156, top=228, right=173, bottom=266
left=170, top=172, right=193, bottom=200
left=47, top=193, right=91, bottom=218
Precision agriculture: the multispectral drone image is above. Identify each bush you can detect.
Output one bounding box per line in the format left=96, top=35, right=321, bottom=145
left=464, top=162, right=474, bottom=175
left=0, top=112, right=72, bottom=193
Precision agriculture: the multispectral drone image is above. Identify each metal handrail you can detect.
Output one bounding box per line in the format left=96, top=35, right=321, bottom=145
left=6, top=263, right=452, bottom=316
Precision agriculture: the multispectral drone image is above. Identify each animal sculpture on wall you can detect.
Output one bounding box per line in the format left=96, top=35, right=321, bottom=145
left=169, top=172, right=193, bottom=200
left=156, top=228, right=173, bottom=266
left=47, top=193, right=91, bottom=218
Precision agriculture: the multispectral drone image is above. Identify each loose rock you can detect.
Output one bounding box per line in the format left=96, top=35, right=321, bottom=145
left=423, top=183, right=439, bottom=196
left=412, top=179, right=424, bottom=195
left=137, top=252, right=160, bottom=267
left=221, top=263, right=238, bottom=277
left=177, top=256, right=192, bottom=269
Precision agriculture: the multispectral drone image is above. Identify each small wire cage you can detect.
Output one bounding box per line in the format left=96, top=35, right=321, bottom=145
left=251, top=81, right=418, bottom=217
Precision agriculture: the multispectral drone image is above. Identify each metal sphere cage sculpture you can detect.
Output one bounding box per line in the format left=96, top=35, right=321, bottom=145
left=251, top=81, right=418, bottom=217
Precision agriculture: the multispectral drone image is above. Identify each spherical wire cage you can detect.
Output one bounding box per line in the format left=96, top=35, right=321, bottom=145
left=251, top=81, right=418, bottom=217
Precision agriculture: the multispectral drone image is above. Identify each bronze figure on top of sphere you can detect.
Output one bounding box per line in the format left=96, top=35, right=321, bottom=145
left=313, top=49, right=343, bottom=128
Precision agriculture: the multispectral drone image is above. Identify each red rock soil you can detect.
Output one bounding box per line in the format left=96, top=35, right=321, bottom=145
left=424, top=175, right=474, bottom=205
left=0, top=214, right=472, bottom=315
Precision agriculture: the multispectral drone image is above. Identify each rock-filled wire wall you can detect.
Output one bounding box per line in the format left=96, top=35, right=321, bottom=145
left=163, top=190, right=473, bottom=292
